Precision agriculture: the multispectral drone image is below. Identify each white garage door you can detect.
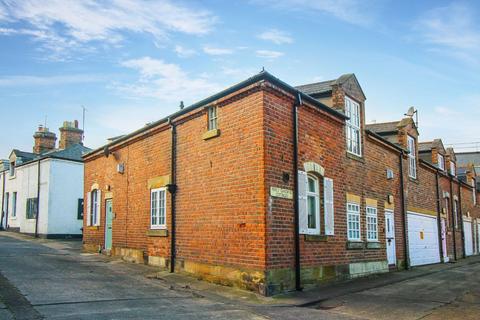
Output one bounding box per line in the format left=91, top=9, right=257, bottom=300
left=464, top=220, right=473, bottom=256
left=408, top=212, right=440, bottom=266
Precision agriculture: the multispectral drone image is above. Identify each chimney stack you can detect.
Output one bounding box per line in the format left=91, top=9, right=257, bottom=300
left=59, top=120, right=83, bottom=149
left=33, top=125, right=57, bottom=154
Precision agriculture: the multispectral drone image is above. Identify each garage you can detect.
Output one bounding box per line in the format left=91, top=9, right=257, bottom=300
left=408, top=212, right=441, bottom=266
left=463, top=219, right=473, bottom=256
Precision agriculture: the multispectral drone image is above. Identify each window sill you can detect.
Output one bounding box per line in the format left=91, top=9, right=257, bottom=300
left=366, top=241, right=382, bottom=249
left=346, top=241, right=364, bottom=250
left=408, top=177, right=419, bottom=184
left=147, top=229, right=168, bottom=237
left=304, top=235, right=329, bottom=242
left=202, top=129, right=220, bottom=140
left=346, top=152, right=365, bottom=163
left=86, top=226, right=100, bottom=231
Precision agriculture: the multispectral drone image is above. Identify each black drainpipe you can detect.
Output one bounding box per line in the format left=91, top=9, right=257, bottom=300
left=167, top=118, right=177, bottom=273
left=449, top=176, right=457, bottom=260
left=458, top=182, right=466, bottom=259
left=292, top=93, right=302, bottom=291
left=1, top=171, right=5, bottom=230
left=435, top=172, right=445, bottom=261
left=34, top=159, right=41, bottom=238
left=399, top=151, right=409, bottom=269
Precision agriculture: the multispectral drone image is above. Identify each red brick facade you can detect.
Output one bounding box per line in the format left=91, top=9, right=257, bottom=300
left=82, top=72, right=480, bottom=295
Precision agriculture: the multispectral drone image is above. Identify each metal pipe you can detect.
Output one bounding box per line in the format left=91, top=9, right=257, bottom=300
left=399, top=151, right=409, bottom=269
left=169, top=119, right=177, bottom=273
left=292, top=93, right=302, bottom=291
left=435, top=172, right=445, bottom=261
left=0, top=171, right=5, bottom=230
left=449, top=176, right=457, bottom=260
left=34, top=159, right=41, bottom=238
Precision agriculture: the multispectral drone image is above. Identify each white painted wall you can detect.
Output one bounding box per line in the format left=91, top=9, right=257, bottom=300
left=47, top=159, right=83, bottom=235
left=1, top=157, right=83, bottom=236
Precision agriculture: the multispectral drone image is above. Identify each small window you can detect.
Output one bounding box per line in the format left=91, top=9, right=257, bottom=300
left=306, top=175, right=320, bottom=232
left=473, top=180, right=477, bottom=206
left=11, top=192, right=17, bottom=218
left=444, top=197, right=450, bottom=226
left=345, top=96, right=362, bottom=156
left=450, top=161, right=456, bottom=176
left=347, top=203, right=361, bottom=241
left=9, top=162, right=15, bottom=177
left=207, top=106, right=218, bottom=131
left=366, top=206, right=378, bottom=241
left=151, top=188, right=167, bottom=229
left=407, top=135, right=417, bottom=179
left=437, top=154, right=445, bottom=171
left=453, top=200, right=459, bottom=228
left=90, top=190, right=99, bottom=226
left=26, top=198, right=38, bottom=219
left=4, top=193, right=9, bottom=219
left=77, top=198, right=84, bottom=220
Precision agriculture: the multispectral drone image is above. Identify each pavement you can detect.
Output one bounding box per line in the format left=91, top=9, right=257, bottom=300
left=0, top=231, right=480, bottom=319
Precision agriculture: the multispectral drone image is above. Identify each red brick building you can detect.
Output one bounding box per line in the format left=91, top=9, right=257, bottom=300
left=82, top=71, right=480, bottom=295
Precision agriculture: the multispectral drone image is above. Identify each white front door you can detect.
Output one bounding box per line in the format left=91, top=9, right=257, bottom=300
left=441, top=218, right=449, bottom=262
left=385, top=210, right=396, bottom=266
left=464, top=220, right=473, bottom=256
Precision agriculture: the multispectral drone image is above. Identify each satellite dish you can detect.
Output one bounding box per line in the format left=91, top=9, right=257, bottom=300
left=406, top=107, right=415, bottom=117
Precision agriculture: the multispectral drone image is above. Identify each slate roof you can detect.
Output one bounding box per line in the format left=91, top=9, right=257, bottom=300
left=456, top=152, right=480, bottom=167
left=0, top=160, right=9, bottom=172
left=12, top=144, right=92, bottom=168
left=295, top=73, right=355, bottom=96
left=365, top=121, right=399, bottom=134
left=11, top=149, right=36, bottom=162
left=419, top=141, right=433, bottom=152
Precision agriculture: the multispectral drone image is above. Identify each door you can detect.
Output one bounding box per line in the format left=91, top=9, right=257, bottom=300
left=385, top=210, right=396, bottom=266
left=464, top=220, right=473, bottom=256
left=407, top=212, right=441, bottom=266
left=105, top=199, right=113, bottom=251
left=440, top=218, right=449, bottom=262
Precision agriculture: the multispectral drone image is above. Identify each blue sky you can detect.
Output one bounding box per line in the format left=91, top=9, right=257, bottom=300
left=0, top=0, right=479, bottom=156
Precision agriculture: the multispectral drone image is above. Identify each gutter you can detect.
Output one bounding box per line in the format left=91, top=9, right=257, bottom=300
left=167, top=118, right=177, bottom=273
left=292, top=93, right=302, bottom=291
left=34, top=159, right=41, bottom=238
left=435, top=172, right=445, bottom=261
left=399, top=151, right=409, bottom=269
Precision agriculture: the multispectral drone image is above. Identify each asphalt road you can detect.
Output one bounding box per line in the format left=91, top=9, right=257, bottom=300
left=1, top=232, right=480, bottom=319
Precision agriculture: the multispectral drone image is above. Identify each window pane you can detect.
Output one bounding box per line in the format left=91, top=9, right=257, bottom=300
left=308, top=177, right=316, bottom=192
left=307, top=196, right=316, bottom=229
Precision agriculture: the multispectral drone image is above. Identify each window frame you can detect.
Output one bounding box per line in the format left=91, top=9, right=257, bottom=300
left=450, top=161, right=456, bottom=176
left=453, top=199, right=459, bottom=228
left=437, top=154, right=445, bottom=171
left=90, top=189, right=99, bottom=226
left=151, top=187, right=167, bottom=230
left=207, top=106, right=218, bottom=131
left=345, top=96, right=362, bottom=157
left=347, top=203, right=361, bottom=241
left=473, top=180, right=477, bottom=206
left=306, top=174, right=321, bottom=233
left=11, top=192, right=17, bottom=218
left=26, top=197, right=38, bottom=220
left=9, top=162, right=15, bottom=177
left=4, top=192, right=9, bottom=219
left=366, top=206, right=378, bottom=242
left=407, top=135, right=417, bottom=179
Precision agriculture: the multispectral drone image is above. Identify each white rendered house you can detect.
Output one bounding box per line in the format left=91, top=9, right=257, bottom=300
left=0, top=121, right=90, bottom=238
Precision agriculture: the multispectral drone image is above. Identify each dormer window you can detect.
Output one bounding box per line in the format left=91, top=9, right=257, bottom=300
left=9, top=162, right=15, bottom=177
left=437, top=154, right=445, bottom=171
left=450, top=161, right=456, bottom=176
left=407, top=135, right=417, bottom=179
left=345, top=96, right=361, bottom=156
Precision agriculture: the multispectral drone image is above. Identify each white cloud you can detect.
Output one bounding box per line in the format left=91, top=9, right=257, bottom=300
left=258, top=29, right=293, bottom=44
left=0, top=0, right=216, bottom=58
left=174, top=45, right=196, bottom=58
left=256, top=50, right=284, bottom=59
left=116, top=56, right=222, bottom=103
left=252, top=0, right=376, bottom=26
left=415, top=3, right=480, bottom=64
left=203, top=46, right=234, bottom=55
left=0, top=74, right=106, bottom=87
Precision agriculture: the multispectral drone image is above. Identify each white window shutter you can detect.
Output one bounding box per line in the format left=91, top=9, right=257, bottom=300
left=96, top=190, right=102, bottom=226
left=86, top=192, right=91, bottom=226
left=298, top=170, right=308, bottom=234
left=324, top=177, right=335, bottom=235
